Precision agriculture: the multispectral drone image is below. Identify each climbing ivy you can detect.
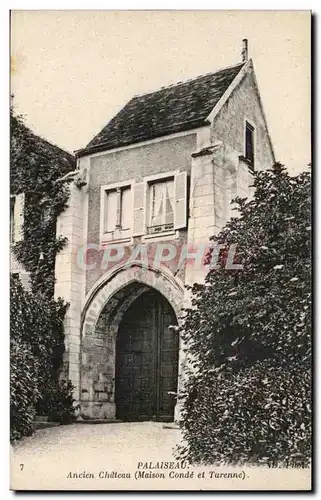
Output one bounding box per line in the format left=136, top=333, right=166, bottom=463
left=10, top=102, right=76, bottom=439
left=10, top=102, right=75, bottom=297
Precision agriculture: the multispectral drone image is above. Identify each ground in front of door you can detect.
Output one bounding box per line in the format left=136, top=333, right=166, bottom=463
left=11, top=421, right=310, bottom=491
left=11, top=422, right=184, bottom=490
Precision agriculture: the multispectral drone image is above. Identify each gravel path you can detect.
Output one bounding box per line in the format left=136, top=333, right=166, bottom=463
left=11, top=422, right=182, bottom=490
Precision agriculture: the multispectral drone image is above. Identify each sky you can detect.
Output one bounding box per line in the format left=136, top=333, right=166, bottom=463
left=10, top=10, right=311, bottom=174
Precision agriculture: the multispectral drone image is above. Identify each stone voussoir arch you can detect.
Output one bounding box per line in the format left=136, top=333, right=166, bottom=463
left=81, top=263, right=185, bottom=338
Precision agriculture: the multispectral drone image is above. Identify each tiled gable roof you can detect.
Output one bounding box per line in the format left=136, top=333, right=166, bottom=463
left=80, top=62, right=245, bottom=156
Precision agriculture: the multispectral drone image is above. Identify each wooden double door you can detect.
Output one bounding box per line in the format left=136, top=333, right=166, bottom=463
left=115, top=289, right=179, bottom=421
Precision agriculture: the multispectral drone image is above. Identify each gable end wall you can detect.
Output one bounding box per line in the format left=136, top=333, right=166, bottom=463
left=211, top=71, right=274, bottom=171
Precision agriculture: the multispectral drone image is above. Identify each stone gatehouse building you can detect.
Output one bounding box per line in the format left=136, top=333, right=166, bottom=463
left=54, top=43, right=275, bottom=422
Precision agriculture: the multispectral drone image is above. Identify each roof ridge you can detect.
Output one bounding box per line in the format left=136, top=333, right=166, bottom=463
left=132, top=61, right=245, bottom=98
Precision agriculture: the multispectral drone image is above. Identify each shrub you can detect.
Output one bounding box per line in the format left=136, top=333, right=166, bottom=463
left=35, top=379, right=75, bottom=424
left=176, top=164, right=311, bottom=466
left=178, top=361, right=310, bottom=466
left=10, top=338, right=39, bottom=441
left=10, top=276, right=74, bottom=440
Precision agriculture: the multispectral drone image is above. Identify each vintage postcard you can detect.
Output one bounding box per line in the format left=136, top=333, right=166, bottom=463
left=10, top=10, right=311, bottom=491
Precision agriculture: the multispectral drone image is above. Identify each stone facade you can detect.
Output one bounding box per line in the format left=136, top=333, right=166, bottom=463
left=54, top=59, right=275, bottom=421
left=85, top=133, right=196, bottom=293
left=54, top=159, right=89, bottom=400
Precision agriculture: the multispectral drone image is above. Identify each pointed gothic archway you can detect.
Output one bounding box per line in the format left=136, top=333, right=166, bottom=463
left=78, top=265, right=185, bottom=421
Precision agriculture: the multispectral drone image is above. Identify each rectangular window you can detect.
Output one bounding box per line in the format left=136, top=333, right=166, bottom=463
left=245, top=121, right=255, bottom=166
left=10, top=193, right=25, bottom=243
left=10, top=197, right=15, bottom=244
left=102, top=185, right=132, bottom=242
left=104, top=189, right=118, bottom=233
left=148, top=178, right=174, bottom=234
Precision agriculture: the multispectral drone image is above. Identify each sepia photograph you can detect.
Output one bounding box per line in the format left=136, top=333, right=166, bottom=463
left=9, top=9, right=311, bottom=491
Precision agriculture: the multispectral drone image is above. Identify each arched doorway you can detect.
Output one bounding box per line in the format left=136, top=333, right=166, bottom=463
left=79, top=266, right=185, bottom=421
left=115, top=288, right=179, bottom=422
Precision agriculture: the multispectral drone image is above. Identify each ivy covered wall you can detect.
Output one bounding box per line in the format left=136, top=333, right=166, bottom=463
left=10, top=103, right=76, bottom=297
left=10, top=103, right=77, bottom=439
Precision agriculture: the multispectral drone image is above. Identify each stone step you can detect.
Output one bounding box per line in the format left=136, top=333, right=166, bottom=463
left=75, top=418, right=123, bottom=424
left=34, top=415, right=49, bottom=423
left=33, top=421, right=60, bottom=430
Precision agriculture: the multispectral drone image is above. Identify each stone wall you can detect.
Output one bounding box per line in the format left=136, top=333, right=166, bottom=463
left=185, top=68, right=274, bottom=286
left=212, top=70, right=274, bottom=171
left=84, top=134, right=196, bottom=293
left=54, top=173, right=89, bottom=399
left=84, top=232, right=189, bottom=297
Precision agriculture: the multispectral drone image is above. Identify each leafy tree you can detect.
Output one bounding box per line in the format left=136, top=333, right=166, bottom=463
left=177, top=163, right=311, bottom=466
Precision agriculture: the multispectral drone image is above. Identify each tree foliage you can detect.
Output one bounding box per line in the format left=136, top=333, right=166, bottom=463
left=177, top=163, right=311, bottom=466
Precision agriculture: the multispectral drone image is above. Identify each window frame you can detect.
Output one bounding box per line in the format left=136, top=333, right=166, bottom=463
left=10, top=195, right=15, bottom=244
left=100, top=179, right=134, bottom=246
left=143, top=170, right=178, bottom=240
left=10, top=193, right=25, bottom=243
left=148, top=177, right=175, bottom=233
left=244, top=118, right=256, bottom=169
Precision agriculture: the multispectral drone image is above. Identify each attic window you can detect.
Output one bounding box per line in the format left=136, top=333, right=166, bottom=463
left=245, top=121, right=255, bottom=167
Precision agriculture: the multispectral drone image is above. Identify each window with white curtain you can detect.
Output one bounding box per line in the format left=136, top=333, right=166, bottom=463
left=148, top=178, right=174, bottom=234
